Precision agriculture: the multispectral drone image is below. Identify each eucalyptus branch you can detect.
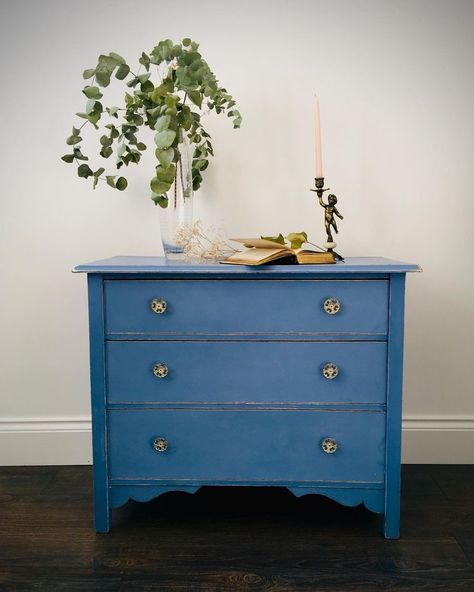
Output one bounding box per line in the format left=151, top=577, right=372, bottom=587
left=62, top=38, right=241, bottom=204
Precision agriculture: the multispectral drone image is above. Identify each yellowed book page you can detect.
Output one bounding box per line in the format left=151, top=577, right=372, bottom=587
left=224, top=248, right=289, bottom=265
left=293, top=248, right=330, bottom=255
left=296, top=251, right=335, bottom=264
left=230, top=238, right=292, bottom=250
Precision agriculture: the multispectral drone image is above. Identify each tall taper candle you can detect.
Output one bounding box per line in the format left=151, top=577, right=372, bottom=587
left=314, top=96, right=323, bottom=177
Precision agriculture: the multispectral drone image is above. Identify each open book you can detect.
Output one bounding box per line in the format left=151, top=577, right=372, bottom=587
left=224, top=238, right=336, bottom=266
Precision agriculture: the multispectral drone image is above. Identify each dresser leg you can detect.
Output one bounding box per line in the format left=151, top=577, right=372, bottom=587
left=88, top=274, right=111, bottom=534
left=383, top=274, right=405, bottom=541
left=383, top=511, right=400, bottom=539
left=95, top=507, right=112, bottom=533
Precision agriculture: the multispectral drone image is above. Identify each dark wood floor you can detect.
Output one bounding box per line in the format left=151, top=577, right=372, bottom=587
left=0, top=466, right=473, bottom=591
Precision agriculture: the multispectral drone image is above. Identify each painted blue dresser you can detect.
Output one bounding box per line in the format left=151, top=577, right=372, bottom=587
left=74, top=256, right=419, bottom=538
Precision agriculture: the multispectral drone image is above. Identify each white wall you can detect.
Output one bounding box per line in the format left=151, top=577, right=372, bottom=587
left=1, top=0, right=473, bottom=464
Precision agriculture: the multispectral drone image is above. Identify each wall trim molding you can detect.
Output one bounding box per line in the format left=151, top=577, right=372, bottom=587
left=402, top=416, right=474, bottom=431
left=2, top=415, right=474, bottom=433
left=1, top=415, right=473, bottom=465
left=0, top=416, right=91, bottom=433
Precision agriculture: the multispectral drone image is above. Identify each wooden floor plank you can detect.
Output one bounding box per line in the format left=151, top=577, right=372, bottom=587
left=433, top=465, right=474, bottom=500
left=0, top=465, right=473, bottom=591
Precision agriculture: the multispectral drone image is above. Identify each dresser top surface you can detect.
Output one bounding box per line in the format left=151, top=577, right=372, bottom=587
left=74, top=256, right=420, bottom=275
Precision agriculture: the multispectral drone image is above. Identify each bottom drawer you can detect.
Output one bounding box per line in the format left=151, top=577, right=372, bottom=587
left=108, top=410, right=385, bottom=483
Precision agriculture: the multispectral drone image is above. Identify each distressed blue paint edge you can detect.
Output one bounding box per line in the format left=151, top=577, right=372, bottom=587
left=72, top=265, right=421, bottom=279
left=109, top=483, right=384, bottom=514
left=74, top=255, right=420, bottom=275
left=289, top=487, right=384, bottom=514
left=75, top=266, right=417, bottom=274
left=110, top=479, right=384, bottom=488
left=107, top=406, right=386, bottom=413
left=110, top=485, right=200, bottom=507
left=87, top=274, right=110, bottom=533
left=384, top=273, right=406, bottom=539
left=106, top=402, right=387, bottom=411
left=105, top=333, right=388, bottom=342
left=100, top=273, right=392, bottom=280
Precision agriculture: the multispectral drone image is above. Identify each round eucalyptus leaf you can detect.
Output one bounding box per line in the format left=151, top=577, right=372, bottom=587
left=156, top=163, right=176, bottom=183
left=155, top=147, right=174, bottom=167
left=100, top=135, right=112, bottom=147
left=109, top=52, right=126, bottom=64
left=154, top=129, right=176, bottom=149
left=115, top=64, right=130, bottom=80
left=66, top=135, right=82, bottom=145
left=83, top=69, right=96, bottom=80
left=154, top=115, right=171, bottom=132
left=152, top=194, right=169, bottom=208
left=87, top=111, right=101, bottom=125
left=95, top=70, right=111, bottom=88
left=100, top=146, right=113, bottom=158
left=77, top=164, right=93, bottom=178
left=83, top=86, right=103, bottom=99
left=116, top=177, right=128, bottom=190
left=150, top=176, right=172, bottom=194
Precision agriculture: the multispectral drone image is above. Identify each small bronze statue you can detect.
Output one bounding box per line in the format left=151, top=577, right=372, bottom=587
left=311, top=177, right=344, bottom=260
left=319, top=193, right=343, bottom=243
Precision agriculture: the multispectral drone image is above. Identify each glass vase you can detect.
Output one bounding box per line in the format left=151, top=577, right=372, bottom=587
left=159, top=134, right=193, bottom=259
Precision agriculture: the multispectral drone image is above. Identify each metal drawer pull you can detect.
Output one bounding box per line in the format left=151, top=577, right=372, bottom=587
left=152, top=437, right=168, bottom=452
left=153, top=362, right=169, bottom=378
left=321, top=437, right=338, bottom=454
left=323, top=298, right=340, bottom=315
left=151, top=298, right=167, bottom=314
left=322, top=363, right=339, bottom=379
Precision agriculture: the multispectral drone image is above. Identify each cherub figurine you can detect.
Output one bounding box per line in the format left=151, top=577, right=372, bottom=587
left=318, top=193, right=343, bottom=243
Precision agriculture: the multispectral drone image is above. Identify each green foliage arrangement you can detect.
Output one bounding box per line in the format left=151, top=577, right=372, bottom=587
left=62, top=38, right=242, bottom=207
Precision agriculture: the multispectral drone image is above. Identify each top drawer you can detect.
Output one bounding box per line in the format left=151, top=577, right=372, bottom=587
left=104, top=279, right=388, bottom=337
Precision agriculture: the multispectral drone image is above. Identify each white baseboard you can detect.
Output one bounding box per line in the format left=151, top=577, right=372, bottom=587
left=0, top=415, right=473, bottom=466
left=401, top=416, right=474, bottom=464
left=0, top=417, right=93, bottom=466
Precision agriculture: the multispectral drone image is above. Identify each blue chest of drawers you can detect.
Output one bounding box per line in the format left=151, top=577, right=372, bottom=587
left=74, top=256, right=419, bottom=538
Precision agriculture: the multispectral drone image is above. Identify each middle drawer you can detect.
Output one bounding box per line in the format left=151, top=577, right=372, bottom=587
left=106, top=341, right=387, bottom=405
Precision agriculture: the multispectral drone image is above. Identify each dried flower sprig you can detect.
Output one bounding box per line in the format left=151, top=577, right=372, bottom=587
left=175, top=220, right=238, bottom=261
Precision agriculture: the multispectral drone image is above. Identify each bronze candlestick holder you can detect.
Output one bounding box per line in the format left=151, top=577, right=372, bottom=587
left=310, top=176, right=344, bottom=261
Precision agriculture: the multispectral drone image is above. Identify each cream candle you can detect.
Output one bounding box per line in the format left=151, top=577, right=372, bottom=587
left=314, top=96, right=323, bottom=178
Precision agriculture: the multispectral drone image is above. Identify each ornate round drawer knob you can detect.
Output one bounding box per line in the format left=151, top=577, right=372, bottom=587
left=321, top=437, right=338, bottom=454
left=152, top=437, right=168, bottom=452
left=153, top=362, right=169, bottom=378
left=323, top=298, right=341, bottom=315
left=151, top=298, right=167, bottom=314
left=322, top=363, right=339, bottom=380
